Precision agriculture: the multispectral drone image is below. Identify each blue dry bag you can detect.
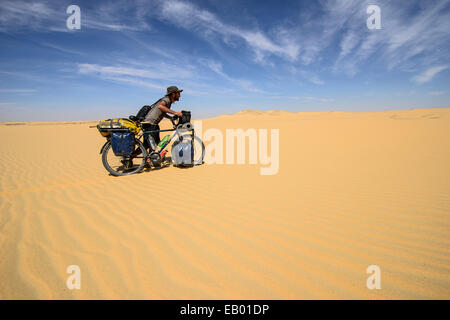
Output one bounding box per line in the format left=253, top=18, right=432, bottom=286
left=111, top=132, right=135, bottom=156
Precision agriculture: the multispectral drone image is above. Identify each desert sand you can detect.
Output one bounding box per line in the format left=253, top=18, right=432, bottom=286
left=0, top=107, right=449, bottom=299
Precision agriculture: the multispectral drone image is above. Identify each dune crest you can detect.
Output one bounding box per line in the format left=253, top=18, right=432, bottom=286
left=234, top=109, right=265, bottom=116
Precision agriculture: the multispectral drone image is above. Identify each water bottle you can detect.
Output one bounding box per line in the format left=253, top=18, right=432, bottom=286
left=158, top=135, right=171, bottom=148
left=147, top=134, right=157, bottom=150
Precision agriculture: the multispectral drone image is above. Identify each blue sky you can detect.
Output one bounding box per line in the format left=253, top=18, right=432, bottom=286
left=0, top=0, right=449, bottom=121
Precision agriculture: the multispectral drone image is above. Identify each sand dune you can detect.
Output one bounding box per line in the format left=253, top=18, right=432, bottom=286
left=230, top=109, right=295, bottom=116
left=232, top=109, right=265, bottom=116
left=0, top=108, right=449, bottom=299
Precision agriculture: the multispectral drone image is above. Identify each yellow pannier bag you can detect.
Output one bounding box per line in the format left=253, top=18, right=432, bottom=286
left=97, top=118, right=140, bottom=137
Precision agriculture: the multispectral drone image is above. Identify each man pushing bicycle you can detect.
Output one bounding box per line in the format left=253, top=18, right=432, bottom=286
left=142, top=86, right=183, bottom=148
left=127, top=86, right=184, bottom=168
left=98, top=86, right=204, bottom=175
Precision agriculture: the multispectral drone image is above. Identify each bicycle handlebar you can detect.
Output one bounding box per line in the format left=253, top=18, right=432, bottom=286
left=138, top=116, right=179, bottom=128
left=137, top=113, right=186, bottom=130
left=171, top=115, right=185, bottom=128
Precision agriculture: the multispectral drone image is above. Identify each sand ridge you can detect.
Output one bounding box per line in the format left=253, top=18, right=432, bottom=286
left=0, top=107, right=449, bottom=299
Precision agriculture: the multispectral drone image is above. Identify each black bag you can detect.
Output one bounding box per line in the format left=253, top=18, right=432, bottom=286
left=136, top=105, right=152, bottom=122
left=136, top=98, right=163, bottom=122
left=179, top=110, right=191, bottom=124
left=111, top=132, right=135, bottom=156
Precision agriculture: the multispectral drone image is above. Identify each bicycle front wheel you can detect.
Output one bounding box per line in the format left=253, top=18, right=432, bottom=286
left=101, top=139, right=147, bottom=176
left=192, top=134, right=205, bottom=166
left=172, top=134, right=205, bottom=166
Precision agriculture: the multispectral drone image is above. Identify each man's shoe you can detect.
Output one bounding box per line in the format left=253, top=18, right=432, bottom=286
left=121, top=159, right=133, bottom=170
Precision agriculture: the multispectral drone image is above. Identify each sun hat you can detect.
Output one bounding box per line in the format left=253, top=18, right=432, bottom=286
left=166, top=86, right=183, bottom=95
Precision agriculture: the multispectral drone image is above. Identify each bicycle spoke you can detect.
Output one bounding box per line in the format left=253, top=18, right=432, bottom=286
left=102, top=140, right=147, bottom=176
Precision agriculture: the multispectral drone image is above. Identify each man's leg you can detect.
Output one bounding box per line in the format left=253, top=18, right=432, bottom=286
left=149, top=124, right=163, bottom=167
left=142, top=124, right=152, bottom=150
left=150, top=124, right=161, bottom=147
left=131, top=124, right=152, bottom=157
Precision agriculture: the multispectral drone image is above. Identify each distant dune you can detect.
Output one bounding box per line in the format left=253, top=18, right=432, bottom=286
left=232, top=109, right=266, bottom=116
left=0, top=107, right=449, bottom=299
left=231, top=109, right=295, bottom=116
left=221, top=107, right=448, bottom=119
left=0, top=120, right=98, bottom=126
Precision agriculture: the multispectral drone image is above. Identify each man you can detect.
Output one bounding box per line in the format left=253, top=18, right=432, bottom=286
left=143, top=86, right=183, bottom=149
left=126, top=86, right=183, bottom=169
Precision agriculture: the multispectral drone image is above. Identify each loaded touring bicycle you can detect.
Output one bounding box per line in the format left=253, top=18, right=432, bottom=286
left=96, top=111, right=205, bottom=176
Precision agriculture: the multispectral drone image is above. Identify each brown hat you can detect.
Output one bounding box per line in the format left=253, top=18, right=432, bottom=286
left=166, top=86, right=183, bottom=95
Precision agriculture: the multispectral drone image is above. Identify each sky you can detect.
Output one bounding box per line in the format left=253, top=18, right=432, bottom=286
left=0, top=0, right=449, bottom=121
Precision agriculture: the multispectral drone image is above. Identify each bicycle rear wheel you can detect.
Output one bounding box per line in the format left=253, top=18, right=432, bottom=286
left=102, top=139, right=147, bottom=176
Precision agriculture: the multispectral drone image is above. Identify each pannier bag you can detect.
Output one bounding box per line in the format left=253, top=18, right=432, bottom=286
left=171, top=140, right=194, bottom=166
left=179, top=110, right=191, bottom=125
left=97, top=118, right=140, bottom=137
left=111, top=132, right=135, bottom=156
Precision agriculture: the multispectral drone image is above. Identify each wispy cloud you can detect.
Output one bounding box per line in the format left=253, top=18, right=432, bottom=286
left=103, top=76, right=164, bottom=90
left=76, top=62, right=233, bottom=96
left=0, top=88, right=37, bottom=93
left=156, top=0, right=300, bottom=63
left=122, top=33, right=176, bottom=59
left=0, top=0, right=151, bottom=32
left=204, top=60, right=264, bottom=93
left=286, top=66, right=325, bottom=85
left=310, top=76, right=325, bottom=86
left=429, top=90, right=446, bottom=95
left=412, top=65, right=448, bottom=84
left=40, top=42, right=85, bottom=55
left=77, top=63, right=193, bottom=81
left=3, top=0, right=448, bottom=80
left=323, top=0, right=450, bottom=76
left=0, top=1, right=59, bottom=32
left=77, top=63, right=169, bottom=91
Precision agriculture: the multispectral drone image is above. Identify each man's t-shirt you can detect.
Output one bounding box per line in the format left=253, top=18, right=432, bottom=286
left=144, top=96, right=172, bottom=125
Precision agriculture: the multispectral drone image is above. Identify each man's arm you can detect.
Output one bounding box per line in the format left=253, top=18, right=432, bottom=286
left=158, top=100, right=182, bottom=117
left=158, top=100, right=176, bottom=115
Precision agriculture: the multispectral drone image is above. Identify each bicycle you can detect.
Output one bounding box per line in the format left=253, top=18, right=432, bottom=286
left=99, top=113, right=205, bottom=176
